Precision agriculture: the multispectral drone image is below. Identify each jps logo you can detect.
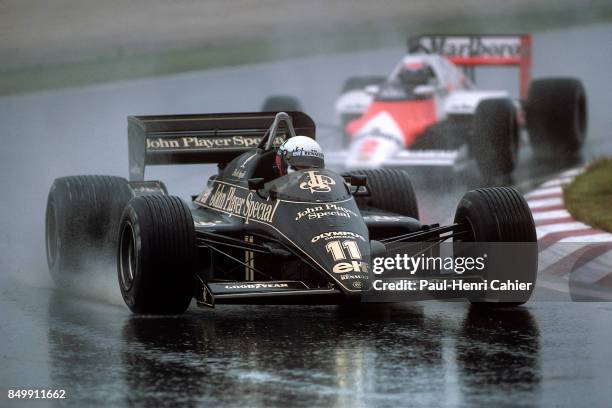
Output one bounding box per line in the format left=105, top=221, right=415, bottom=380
left=300, top=171, right=336, bottom=193
left=333, top=261, right=369, bottom=274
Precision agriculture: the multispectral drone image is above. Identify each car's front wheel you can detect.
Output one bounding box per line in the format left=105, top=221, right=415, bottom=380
left=118, top=195, right=197, bottom=314
left=45, top=175, right=133, bottom=288
left=454, top=186, right=537, bottom=306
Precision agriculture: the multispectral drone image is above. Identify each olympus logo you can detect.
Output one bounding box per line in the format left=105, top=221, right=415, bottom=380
left=311, top=231, right=366, bottom=243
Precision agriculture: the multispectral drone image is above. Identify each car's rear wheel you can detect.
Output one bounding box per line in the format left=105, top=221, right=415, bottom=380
left=454, top=187, right=537, bottom=306
left=45, top=175, right=133, bottom=287
left=261, top=95, right=302, bottom=112
left=345, top=169, right=419, bottom=219
left=526, top=78, right=587, bottom=157
left=118, top=195, right=196, bottom=314
left=471, top=98, right=519, bottom=178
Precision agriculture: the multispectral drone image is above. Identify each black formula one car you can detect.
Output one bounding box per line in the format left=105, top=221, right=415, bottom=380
left=45, top=112, right=537, bottom=314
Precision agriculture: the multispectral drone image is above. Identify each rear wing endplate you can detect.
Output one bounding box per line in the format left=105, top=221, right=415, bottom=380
left=408, top=34, right=532, bottom=98
left=127, top=111, right=315, bottom=181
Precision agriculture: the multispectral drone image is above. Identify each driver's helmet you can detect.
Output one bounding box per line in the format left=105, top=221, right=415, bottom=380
left=398, top=62, right=435, bottom=86
left=275, top=136, right=324, bottom=175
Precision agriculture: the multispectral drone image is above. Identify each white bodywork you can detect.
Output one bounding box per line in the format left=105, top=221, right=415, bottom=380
left=335, top=89, right=374, bottom=116
left=344, top=111, right=405, bottom=168
left=336, top=54, right=510, bottom=118
left=331, top=54, right=515, bottom=169
left=444, top=90, right=509, bottom=115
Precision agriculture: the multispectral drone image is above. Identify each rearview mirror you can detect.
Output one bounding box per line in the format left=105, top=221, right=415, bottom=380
left=414, top=85, right=436, bottom=96
left=343, top=174, right=369, bottom=196
left=248, top=178, right=265, bottom=191
left=350, top=174, right=367, bottom=187
left=364, top=85, right=380, bottom=95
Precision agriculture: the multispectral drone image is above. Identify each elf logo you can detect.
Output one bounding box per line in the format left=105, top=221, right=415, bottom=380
left=333, top=261, right=369, bottom=274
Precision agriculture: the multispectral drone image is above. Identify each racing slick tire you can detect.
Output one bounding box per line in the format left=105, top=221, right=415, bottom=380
left=454, top=187, right=537, bottom=306
left=261, top=95, right=303, bottom=112
left=45, top=175, right=133, bottom=287
left=346, top=169, right=419, bottom=219
left=526, top=78, right=587, bottom=157
left=471, top=98, right=519, bottom=178
left=118, top=195, right=196, bottom=314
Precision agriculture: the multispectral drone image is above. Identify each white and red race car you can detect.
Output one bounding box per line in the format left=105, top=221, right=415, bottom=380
left=329, top=34, right=587, bottom=178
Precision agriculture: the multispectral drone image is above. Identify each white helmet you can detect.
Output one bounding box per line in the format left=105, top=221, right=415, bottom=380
left=275, top=136, right=324, bottom=175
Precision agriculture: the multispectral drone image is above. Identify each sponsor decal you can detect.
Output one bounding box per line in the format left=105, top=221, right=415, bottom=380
left=352, top=281, right=364, bottom=289
left=197, top=189, right=211, bottom=204
left=295, top=204, right=357, bottom=221
left=411, top=36, right=524, bottom=59
left=231, top=168, right=246, bottom=178
left=340, top=274, right=367, bottom=281
left=325, top=239, right=369, bottom=275
left=224, top=283, right=289, bottom=289
left=311, top=231, right=366, bottom=243
left=199, top=183, right=279, bottom=223
left=146, top=135, right=284, bottom=151
left=333, top=261, right=370, bottom=274
left=299, top=171, right=336, bottom=193
left=232, top=152, right=258, bottom=179
left=292, top=147, right=324, bottom=159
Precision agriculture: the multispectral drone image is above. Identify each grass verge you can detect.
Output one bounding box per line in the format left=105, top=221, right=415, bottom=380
left=564, top=158, right=612, bottom=233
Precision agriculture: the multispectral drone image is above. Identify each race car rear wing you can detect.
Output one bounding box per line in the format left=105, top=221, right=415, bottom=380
left=407, top=34, right=532, bottom=98
left=127, top=111, right=315, bottom=181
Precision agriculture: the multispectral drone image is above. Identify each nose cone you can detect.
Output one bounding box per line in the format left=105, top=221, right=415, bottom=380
left=306, top=229, right=372, bottom=293
left=276, top=205, right=371, bottom=293
left=267, top=175, right=372, bottom=294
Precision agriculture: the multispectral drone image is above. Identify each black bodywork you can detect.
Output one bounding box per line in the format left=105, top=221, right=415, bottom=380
left=128, top=112, right=470, bottom=307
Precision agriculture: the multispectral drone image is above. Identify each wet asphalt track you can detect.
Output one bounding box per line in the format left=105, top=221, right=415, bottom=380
left=1, top=23, right=612, bottom=407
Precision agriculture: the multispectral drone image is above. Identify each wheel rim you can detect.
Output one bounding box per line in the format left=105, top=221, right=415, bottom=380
left=119, top=221, right=137, bottom=291
left=46, top=199, right=58, bottom=266
left=455, top=215, right=477, bottom=242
